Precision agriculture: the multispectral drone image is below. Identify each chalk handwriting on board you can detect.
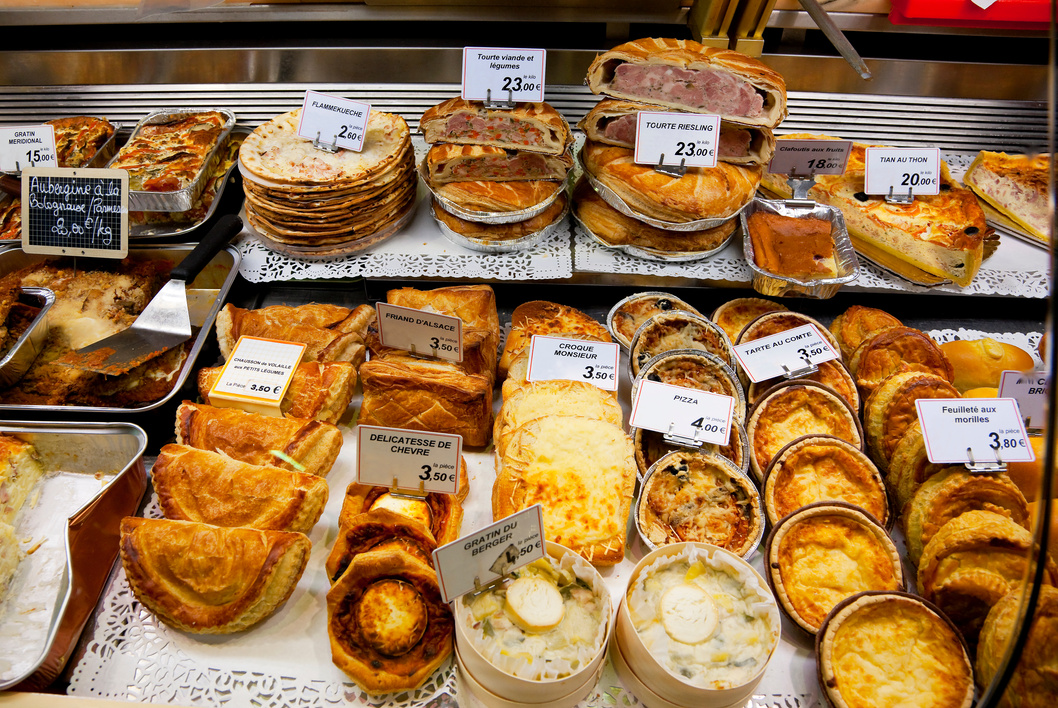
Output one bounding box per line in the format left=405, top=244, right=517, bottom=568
left=21, top=167, right=129, bottom=258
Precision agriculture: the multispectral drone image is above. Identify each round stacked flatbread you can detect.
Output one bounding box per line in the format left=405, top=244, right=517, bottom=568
left=239, top=108, right=416, bottom=249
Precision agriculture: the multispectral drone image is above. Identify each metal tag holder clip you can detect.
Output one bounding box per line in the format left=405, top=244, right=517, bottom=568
left=885, top=185, right=915, bottom=205
left=312, top=131, right=340, bottom=153
left=786, top=171, right=818, bottom=204
left=662, top=421, right=705, bottom=449
left=964, top=446, right=1007, bottom=474
left=781, top=361, right=818, bottom=379
left=483, top=88, right=516, bottom=110
left=389, top=476, right=428, bottom=500
left=654, top=154, right=687, bottom=178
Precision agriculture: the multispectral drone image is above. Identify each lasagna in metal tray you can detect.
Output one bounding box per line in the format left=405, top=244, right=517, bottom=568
left=110, top=111, right=229, bottom=192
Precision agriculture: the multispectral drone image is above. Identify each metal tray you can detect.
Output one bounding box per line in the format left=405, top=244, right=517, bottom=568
left=0, top=287, right=54, bottom=388
left=109, top=108, right=236, bottom=212
left=0, top=243, right=241, bottom=414
left=418, top=158, right=569, bottom=225
left=431, top=195, right=569, bottom=254
left=0, top=421, right=147, bottom=690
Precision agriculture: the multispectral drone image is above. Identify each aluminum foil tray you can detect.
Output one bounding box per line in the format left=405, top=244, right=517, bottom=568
left=109, top=108, right=236, bottom=212
left=431, top=195, right=569, bottom=253
left=0, top=243, right=241, bottom=414
left=0, top=421, right=147, bottom=690
left=741, top=196, right=859, bottom=299
left=418, top=159, right=568, bottom=225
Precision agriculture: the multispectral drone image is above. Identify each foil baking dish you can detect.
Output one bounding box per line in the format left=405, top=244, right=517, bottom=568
left=418, top=159, right=569, bottom=225
left=0, top=421, right=147, bottom=691
left=109, top=108, right=236, bottom=212
left=430, top=194, right=569, bottom=253
left=0, top=243, right=240, bottom=414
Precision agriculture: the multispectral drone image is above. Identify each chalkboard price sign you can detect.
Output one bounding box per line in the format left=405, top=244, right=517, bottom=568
left=21, top=167, right=129, bottom=258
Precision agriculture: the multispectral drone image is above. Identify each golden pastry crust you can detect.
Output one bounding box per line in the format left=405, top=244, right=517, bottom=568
left=325, top=508, right=440, bottom=583
left=769, top=505, right=902, bottom=633
left=886, top=420, right=948, bottom=509
left=977, top=585, right=1058, bottom=707
left=120, top=517, right=311, bottom=634
left=215, top=302, right=368, bottom=365
left=573, top=177, right=737, bottom=253
left=433, top=178, right=561, bottom=213
left=174, top=402, right=344, bottom=477
left=629, top=310, right=734, bottom=377
left=499, top=300, right=611, bottom=378
left=198, top=361, right=356, bottom=425
left=424, top=143, right=573, bottom=183
left=494, top=416, right=636, bottom=566
left=608, top=291, right=700, bottom=349
left=431, top=194, right=566, bottom=241
left=419, top=98, right=571, bottom=155
left=939, top=338, right=1036, bottom=393
left=637, top=350, right=746, bottom=422
left=748, top=359, right=859, bottom=414
left=764, top=436, right=888, bottom=527
left=583, top=140, right=761, bottom=222
left=850, top=326, right=953, bottom=395
left=386, top=284, right=498, bottom=333
left=904, top=469, right=1030, bottom=566
left=863, top=371, right=960, bottom=466
left=638, top=450, right=761, bottom=555
left=494, top=379, right=624, bottom=457
left=500, top=333, right=618, bottom=400
left=747, top=381, right=862, bottom=483
left=585, top=37, right=788, bottom=128
left=710, top=296, right=788, bottom=343
left=634, top=421, right=747, bottom=478
left=152, top=444, right=329, bottom=533
left=918, top=510, right=1058, bottom=645
left=829, top=305, right=903, bottom=363
left=818, top=592, right=974, bottom=708
left=327, top=548, right=453, bottom=695
left=736, top=311, right=841, bottom=354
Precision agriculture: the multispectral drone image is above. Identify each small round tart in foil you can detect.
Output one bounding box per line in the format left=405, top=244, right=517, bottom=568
left=630, top=311, right=735, bottom=378
left=634, top=420, right=749, bottom=479
left=608, top=290, right=700, bottom=350
left=633, top=349, right=746, bottom=423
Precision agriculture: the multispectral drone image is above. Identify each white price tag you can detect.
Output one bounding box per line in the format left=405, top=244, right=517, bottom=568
left=0, top=125, right=57, bottom=172
left=999, top=370, right=1048, bottom=429
left=376, top=302, right=463, bottom=362
left=864, top=147, right=941, bottom=196
left=433, top=505, right=545, bottom=603
left=732, top=324, right=839, bottom=383
left=916, top=398, right=1034, bottom=464
left=208, top=336, right=307, bottom=416
left=296, top=90, right=371, bottom=152
left=630, top=379, right=734, bottom=445
left=356, top=425, right=462, bottom=495
left=462, top=47, right=546, bottom=103
left=633, top=112, right=719, bottom=168
left=526, top=335, right=620, bottom=391
left=767, top=138, right=851, bottom=176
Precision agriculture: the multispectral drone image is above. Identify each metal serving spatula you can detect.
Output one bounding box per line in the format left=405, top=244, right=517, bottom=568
left=56, top=213, right=243, bottom=376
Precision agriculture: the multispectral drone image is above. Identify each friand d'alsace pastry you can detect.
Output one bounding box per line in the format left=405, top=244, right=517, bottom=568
left=499, top=300, right=611, bottom=378
left=763, top=436, right=889, bottom=528
left=964, top=150, right=1050, bottom=244
left=829, top=305, right=903, bottom=363
left=326, top=508, right=440, bottom=583
left=151, top=444, right=329, bottom=534
left=198, top=361, right=356, bottom=425
left=174, top=401, right=344, bottom=477
left=710, top=296, right=788, bottom=343
left=494, top=379, right=623, bottom=458
left=629, top=310, right=735, bottom=377
left=494, top=415, right=636, bottom=567
left=607, top=290, right=701, bottom=349
left=327, top=548, right=453, bottom=695
left=762, top=135, right=989, bottom=287
left=767, top=503, right=902, bottom=634
left=977, top=585, right=1058, bottom=707
left=863, top=370, right=960, bottom=467
left=578, top=98, right=776, bottom=165
left=585, top=37, right=788, bottom=128
left=216, top=302, right=374, bottom=366
left=636, top=449, right=763, bottom=556
left=119, top=517, right=311, bottom=634
left=817, top=592, right=975, bottom=708
left=849, top=326, right=953, bottom=396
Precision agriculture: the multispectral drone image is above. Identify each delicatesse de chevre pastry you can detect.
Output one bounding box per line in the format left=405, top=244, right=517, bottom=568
left=326, top=508, right=440, bottom=583
left=419, top=98, right=572, bottom=156
left=327, top=548, right=453, bottom=695
left=119, top=516, right=311, bottom=634
left=494, top=415, right=636, bottom=566
left=585, top=37, right=788, bottom=128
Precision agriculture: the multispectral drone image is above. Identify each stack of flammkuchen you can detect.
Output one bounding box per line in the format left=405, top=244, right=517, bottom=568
left=419, top=98, right=573, bottom=243
left=574, top=38, right=787, bottom=255
left=238, top=108, right=416, bottom=252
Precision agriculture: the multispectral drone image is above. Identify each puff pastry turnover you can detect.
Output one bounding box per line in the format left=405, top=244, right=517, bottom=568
left=198, top=361, right=356, bottom=425
left=326, top=508, right=439, bottom=583
left=216, top=302, right=372, bottom=365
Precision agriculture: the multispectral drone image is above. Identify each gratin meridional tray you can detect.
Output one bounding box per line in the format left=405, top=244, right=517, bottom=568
left=0, top=421, right=148, bottom=690
left=0, top=244, right=241, bottom=414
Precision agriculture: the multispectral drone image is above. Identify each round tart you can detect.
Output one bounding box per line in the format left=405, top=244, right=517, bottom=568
left=977, top=585, right=1058, bottom=707
left=917, top=510, right=1058, bottom=645
left=747, top=358, right=859, bottom=413
left=849, top=326, right=953, bottom=395
left=903, top=468, right=1030, bottom=566
left=633, top=349, right=746, bottom=423
left=637, top=450, right=763, bottom=556
left=327, top=548, right=453, bottom=695
left=736, top=311, right=841, bottom=353
left=763, top=436, right=889, bottom=527
left=711, top=296, right=788, bottom=343
left=746, top=380, right=863, bottom=484
left=828, top=305, right=902, bottom=363
left=863, top=370, right=960, bottom=467
left=629, top=310, right=735, bottom=378
left=607, top=290, right=700, bottom=349
left=339, top=470, right=467, bottom=548
left=767, top=503, right=902, bottom=633
left=886, top=419, right=947, bottom=508
left=433, top=178, right=562, bottom=214
left=325, top=508, right=439, bottom=584
left=430, top=192, right=567, bottom=240
left=817, top=591, right=974, bottom=708
left=633, top=419, right=749, bottom=478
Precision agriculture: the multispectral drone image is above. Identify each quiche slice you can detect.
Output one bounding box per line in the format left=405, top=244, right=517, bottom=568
left=762, top=135, right=990, bottom=287
left=964, top=150, right=1050, bottom=244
